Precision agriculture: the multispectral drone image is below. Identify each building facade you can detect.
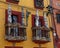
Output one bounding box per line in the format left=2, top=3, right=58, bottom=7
left=51, top=0, right=60, bottom=48
left=0, top=0, right=54, bottom=48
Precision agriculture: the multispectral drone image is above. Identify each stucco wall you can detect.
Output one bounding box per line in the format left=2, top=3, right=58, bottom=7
left=0, top=0, right=54, bottom=48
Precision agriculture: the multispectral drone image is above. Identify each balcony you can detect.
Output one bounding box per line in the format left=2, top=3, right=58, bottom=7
left=32, top=26, right=51, bottom=44
left=5, top=36, right=26, bottom=42
left=32, top=36, right=51, bottom=44
left=32, top=26, right=50, bottom=32
left=5, top=23, right=27, bottom=42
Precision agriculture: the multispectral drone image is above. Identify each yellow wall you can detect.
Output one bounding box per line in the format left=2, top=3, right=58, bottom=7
left=0, top=0, right=54, bottom=48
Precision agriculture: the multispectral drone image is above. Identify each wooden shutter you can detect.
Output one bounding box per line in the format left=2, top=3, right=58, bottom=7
left=39, top=16, right=45, bottom=26
left=32, top=15, right=35, bottom=27
left=32, top=15, right=45, bottom=37
left=5, top=10, right=22, bottom=24
left=5, top=10, right=22, bottom=36
left=34, top=47, right=46, bottom=48
left=32, top=15, right=45, bottom=27
left=5, top=10, right=8, bottom=24
left=5, top=46, right=23, bottom=48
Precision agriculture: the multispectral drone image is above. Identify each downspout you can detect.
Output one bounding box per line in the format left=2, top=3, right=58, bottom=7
left=51, top=10, right=58, bottom=48
left=46, top=0, right=58, bottom=48
left=49, top=0, right=58, bottom=48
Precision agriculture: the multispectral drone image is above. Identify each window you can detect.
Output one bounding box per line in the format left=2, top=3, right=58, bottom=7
left=34, top=0, right=44, bottom=9
left=6, top=15, right=19, bottom=37
left=34, top=47, right=46, bottom=48
left=6, top=0, right=19, bottom=4
left=32, top=15, right=44, bottom=27
left=13, top=0, right=19, bottom=2
left=11, top=15, right=18, bottom=24
left=5, top=10, right=21, bottom=24
left=5, top=10, right=21, bottom=36
left=32, top=15, right=44, bottom=37
left=32, top=15, right=50, bottom=42
left=56, top=14, right=60, bottom=23
left=5, top=46, right=23, bottom=48
left=5, top=10, right=26, bottom=41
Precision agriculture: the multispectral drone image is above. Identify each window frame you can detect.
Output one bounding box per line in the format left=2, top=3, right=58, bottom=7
left=56, top=14, right=60, bottom=23
left=32, top=15, right=50, bottom=39
left=5, top=46, right=23, bottom=48
left=5, top=10, right=22, bottom=24
left=5, top=10, right=22, bottom=40
left=34, top=0, right=44, bottom=9
left=32, top=15, right=45, bottom=27
left=6, top=0, right=19, bottom=4
left=34, top=47, right=46, bottom=48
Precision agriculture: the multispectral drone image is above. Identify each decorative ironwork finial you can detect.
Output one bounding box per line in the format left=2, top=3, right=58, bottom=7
left=44, top=12, right=48, bottom=28
left=26, top=9, right=30, bottom=26
left=8, top=4, right=12, bottom=23
left=35, top=10, right=40, bottom=26
left=21, top=7, right=25, bottom=26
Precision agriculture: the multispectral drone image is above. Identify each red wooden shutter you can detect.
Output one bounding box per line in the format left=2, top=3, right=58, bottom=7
left=5, top=46, right=23, bottom=48
left=32, top=15, right=35, bottom=27
left=32, top=15, right=45, bottom=27
left=39, top=16, right=45, bottom=26
left=32, top=15, right=36, bottom=37
left=5, top=10, right=8, bottom=24
left=5, top=10, right=22, bottom=24
left=6, top=0, right=19, bottom=4
left=19, top=12, right=22, bottom=24
left=34, top=47, right=46, bottom=48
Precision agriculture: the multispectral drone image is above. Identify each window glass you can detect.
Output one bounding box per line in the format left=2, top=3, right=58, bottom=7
left=11, top=15, right=18, bottom=23
left=56, top=14, right=60, bottom=23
